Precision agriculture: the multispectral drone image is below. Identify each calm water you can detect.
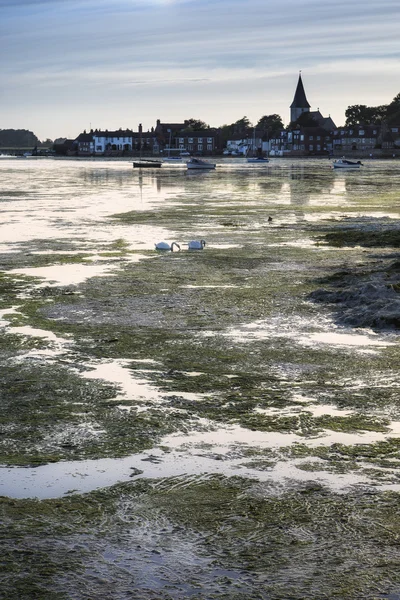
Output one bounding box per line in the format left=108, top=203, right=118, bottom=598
left=1, top=156, right=400, bottom=498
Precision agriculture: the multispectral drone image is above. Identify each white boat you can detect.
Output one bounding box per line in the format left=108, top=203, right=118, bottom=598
left=332, top=158, right=363, bottom=169
left=186, top=158, right=216, bottom=170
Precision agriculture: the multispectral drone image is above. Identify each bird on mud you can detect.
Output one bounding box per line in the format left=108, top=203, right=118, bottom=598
left=188, top=240, right=206, bottom=250
left=268, top=216, right=273, bottom=223
left=155, top=241, right=181, bottom=251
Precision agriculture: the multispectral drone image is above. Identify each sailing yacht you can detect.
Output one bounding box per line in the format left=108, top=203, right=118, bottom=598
left=247, top=129, right=269, bottom=163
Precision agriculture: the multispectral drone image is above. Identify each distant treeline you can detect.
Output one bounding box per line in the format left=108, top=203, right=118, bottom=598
left=0, top=129, right=52, bottom=148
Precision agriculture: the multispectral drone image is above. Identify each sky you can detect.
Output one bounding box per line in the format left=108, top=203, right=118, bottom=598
left=1, top=0, right=399, bottom=141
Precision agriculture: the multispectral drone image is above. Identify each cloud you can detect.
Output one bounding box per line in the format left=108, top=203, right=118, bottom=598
left=1, top=0, right=399, bottom=138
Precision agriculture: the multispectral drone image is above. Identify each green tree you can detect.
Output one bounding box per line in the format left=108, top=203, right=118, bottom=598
left=0, top=129, right=39, bottom=147
left=256, top=114, right=283, bottom=136
left=232, top=116, right=252, bottom=133
left=345, top=104, right=387, bottom=126
left=182, top=118, right=209, bottom=132
left=287, top=113, right=319, bottom=129
left=219, top=116, right=253, bottom=143
left=387, top=93, right=400, bottom=124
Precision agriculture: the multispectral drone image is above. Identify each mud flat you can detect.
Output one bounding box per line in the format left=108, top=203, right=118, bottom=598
left=1, top=159, right=400, bottom=599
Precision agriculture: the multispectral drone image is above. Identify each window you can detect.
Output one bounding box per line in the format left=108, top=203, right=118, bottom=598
left=179, top=138, right=184, bottom=143
left=188, top=138, right=193, bottom=143
left=188, top=145, right=193, bottom=151
left=317, top=145, right=321, bottom=151
left=359, top=130, right=364, bottom=135
left=198, top=145, right=203, bottom=151
left=207, top=144, right=212, bottom=151
left=207, top=137, right=213, bottom=143
left=309, top=145, right=314, bottom=151
left=300, top=135, right=304, bottom=141
left=309, top=136, right=313, bottom=141
left=317, top=136, right=321, bottom=141
left=373, top=130, right=377, bottom=134
left=197, top=137, right=203, bottom=144
left=392, top=127, right=399, bottom=133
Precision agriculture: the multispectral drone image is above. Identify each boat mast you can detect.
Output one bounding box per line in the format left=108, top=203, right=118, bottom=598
left=167, top=129, right=171, bottom=158
left=139, top=123, right=142, bottom=159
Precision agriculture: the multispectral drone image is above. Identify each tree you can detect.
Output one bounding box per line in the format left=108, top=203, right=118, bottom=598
left=38, top=138, right=53, bottom=147
left=256, top=114, right=284, bottom=136
left=345, top=104, right=387, bottom=126
left=387, top=93, right=400, bottom=124
left=182, top=118, right=209, bottom=132
left=232, top=116, right=252, bottom=133
left=0, top=129, right=39, bottom=148
left=287, top=113, right=319, bottom=129
left=219, top=116, right=253, bottom=143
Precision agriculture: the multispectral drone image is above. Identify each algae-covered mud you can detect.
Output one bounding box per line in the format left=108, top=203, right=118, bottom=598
left=1, top=157, right=400, bottom=599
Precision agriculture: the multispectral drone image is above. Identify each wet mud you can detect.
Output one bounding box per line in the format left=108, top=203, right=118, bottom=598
left=1, top=158, right=400, bottom=599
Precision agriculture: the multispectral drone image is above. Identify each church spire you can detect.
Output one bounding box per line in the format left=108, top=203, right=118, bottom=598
left=290, top=73, right=311, bottom=123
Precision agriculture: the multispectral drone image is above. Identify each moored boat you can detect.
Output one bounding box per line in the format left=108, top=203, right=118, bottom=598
left=133, top=160, right=162, bottom=168
left=163, top=156, right=182, bottom=163
left=186, top=158, right=216, bottom=170
left=247, top=156, right=269, bottom=164
left=332, top=158, right=363, bottom=169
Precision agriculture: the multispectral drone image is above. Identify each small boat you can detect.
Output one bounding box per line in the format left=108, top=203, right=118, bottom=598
left=163, top=131, right=182, bottom=162
left=163, top=156, right=182, bottom=163
left=186, top=158, right=216, bottom=170
left=332, top=158, right=363, bottom=169
left=247, top=156, right=269, bottom=164
left=133, top=160, right=162, bottom=168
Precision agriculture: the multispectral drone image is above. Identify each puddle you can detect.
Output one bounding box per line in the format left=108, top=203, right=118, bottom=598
left=222, top=315, right=396, bottom=353
left=2, top=419, right=400, bottom=500
left=9, top=263, right=120, bottom=286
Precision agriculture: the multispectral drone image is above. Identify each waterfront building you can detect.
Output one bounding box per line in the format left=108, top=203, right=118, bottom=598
left=225, top=132, right=264, bottom=156
left=75, top=131, right=94, bottom=155
left=269, top=127, right=333, bottom=156
left=92, top=129, right=134, bottom=155
left=154, top=119, right=220, bottom=155
left=332, top=125, right=379, bottom=154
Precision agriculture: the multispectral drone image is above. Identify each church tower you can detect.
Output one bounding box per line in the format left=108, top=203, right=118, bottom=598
left=290, top=73, right=311, bottom=123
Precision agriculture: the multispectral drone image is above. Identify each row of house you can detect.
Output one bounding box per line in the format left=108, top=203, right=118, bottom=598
left=57, top=121, right=222, bottom=157
left=269, top=124, right=400, bottom=157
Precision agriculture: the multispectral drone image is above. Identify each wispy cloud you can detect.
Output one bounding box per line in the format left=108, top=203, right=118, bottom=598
left=1, top=0, right=399, bottom=138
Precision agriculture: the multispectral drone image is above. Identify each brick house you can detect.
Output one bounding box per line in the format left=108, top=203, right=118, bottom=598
left=175, top=129, right=221, bottom=155
left=75, top=131, right=94, bottom=156
left=332, top=125, right=379, bottom=154
left=270, top=126, right=332, bottom=156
